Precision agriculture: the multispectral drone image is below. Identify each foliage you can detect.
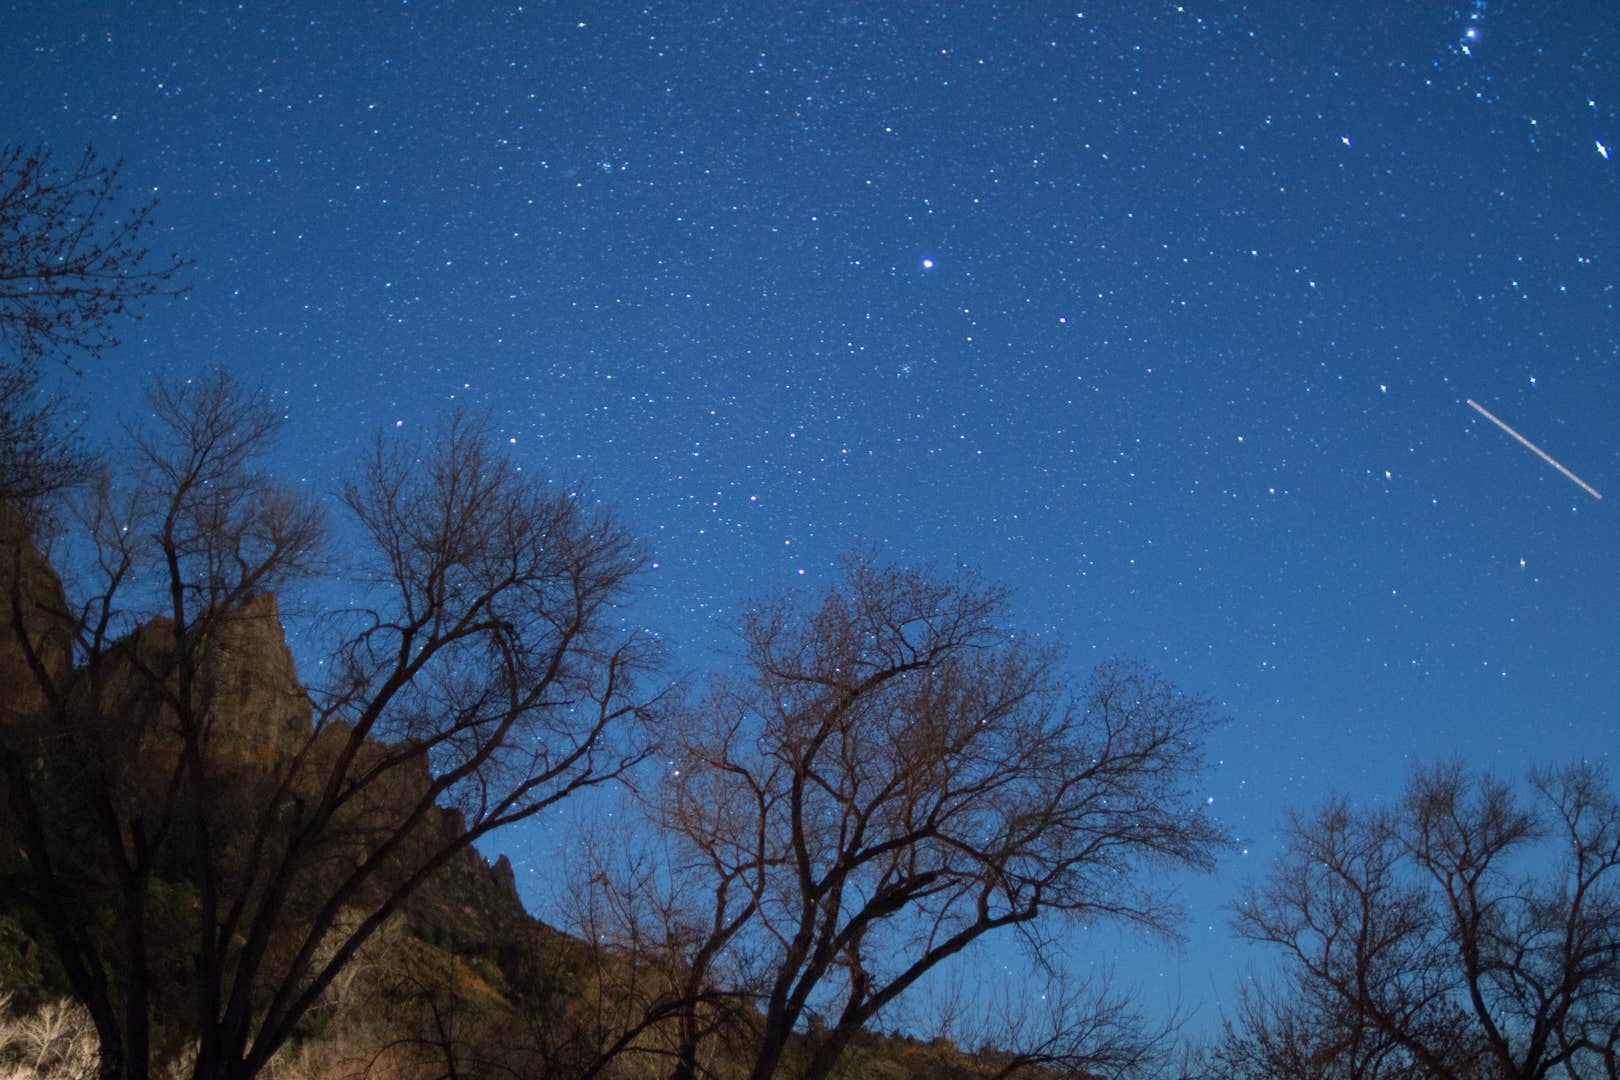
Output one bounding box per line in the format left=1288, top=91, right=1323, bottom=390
left=0, top=913, right=70, bottom=1010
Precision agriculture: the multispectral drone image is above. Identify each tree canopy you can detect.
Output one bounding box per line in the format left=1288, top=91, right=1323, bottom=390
left=1216, top=760, right=1620, bottom=1079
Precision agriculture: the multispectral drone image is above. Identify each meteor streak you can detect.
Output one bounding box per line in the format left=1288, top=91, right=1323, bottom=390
left=1466, top=399, right=1602, bottom=500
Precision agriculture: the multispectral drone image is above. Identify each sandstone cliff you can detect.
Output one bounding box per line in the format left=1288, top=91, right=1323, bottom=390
left=0, top=502, right=72, bottom=715
left=0, top=502, right=532, bottom=956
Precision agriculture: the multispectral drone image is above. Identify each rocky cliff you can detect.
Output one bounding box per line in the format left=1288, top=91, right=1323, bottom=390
left=0, top=502, right=72, bottom=715
left=0, top=502, right=534, bottom=960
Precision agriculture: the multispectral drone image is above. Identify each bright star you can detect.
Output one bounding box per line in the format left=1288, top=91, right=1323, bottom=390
left=921, top=257, right=935, bottom=269
left=1597, top=139, right=1611, bottom=160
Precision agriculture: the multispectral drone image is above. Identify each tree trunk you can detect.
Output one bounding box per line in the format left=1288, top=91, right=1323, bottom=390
left=120, top=878, right=151, bottom=1080
left=745, top=1008, right=794, bottom=1080
left=802, top=1033, right=855, bottom=1080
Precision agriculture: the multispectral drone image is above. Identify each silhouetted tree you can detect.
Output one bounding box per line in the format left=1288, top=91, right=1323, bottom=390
left=1227, top=761, right=1620, bottom=1079
left=0, top=145, right=188, bottom=515
left=575, top=560, right=1224, bottom=1080
left=930, top=963, right=1181, bottom=1080
left=0, top=362, right=87, bottom=521
left=1, top=371, right=659, bottom=1080
left=1196, top=973, right=1471, bottom=1079
left=531, top=821, right=760, bottom=1079
left=0, top=145, right=187, bottom=368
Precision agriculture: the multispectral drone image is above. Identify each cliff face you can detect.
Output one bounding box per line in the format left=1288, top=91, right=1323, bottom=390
left=0, top=502, right=72, bottom=716
left=88, top=591, right=315, bottom=791
left=0, top=505, right=532, bottom=954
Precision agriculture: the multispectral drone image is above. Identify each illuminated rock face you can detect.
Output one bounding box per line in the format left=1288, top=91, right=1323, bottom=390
left=82, top=592, right=313, bottom=786
left=0, top=503, right=531, bottom=949
left=0, top=502, right=72, bottom=714
left=0, top=502, right=307, bottom=779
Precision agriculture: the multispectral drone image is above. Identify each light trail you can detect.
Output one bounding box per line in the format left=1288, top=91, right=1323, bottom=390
left=1466, top=399, right=1602, bottom=500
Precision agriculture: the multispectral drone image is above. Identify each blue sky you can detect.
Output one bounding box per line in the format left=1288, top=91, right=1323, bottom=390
left=8, top=0, right=1616, bottom=1028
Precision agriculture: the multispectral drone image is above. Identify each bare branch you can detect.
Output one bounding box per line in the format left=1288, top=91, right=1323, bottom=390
left=1228, top=760, right=1620, bottom=1078
left=2, top=384, right=658, bottom=1080
left=610, top=556, right=1222, bottom=1080
left=0, top=144, right=189, bottom=371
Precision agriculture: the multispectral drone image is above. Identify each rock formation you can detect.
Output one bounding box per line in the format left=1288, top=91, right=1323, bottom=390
left=0, top=499, right=532, bottom=962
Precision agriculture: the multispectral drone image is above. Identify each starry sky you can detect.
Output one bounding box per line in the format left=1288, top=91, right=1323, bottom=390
left=7, top=0, right=1617, bottom=1026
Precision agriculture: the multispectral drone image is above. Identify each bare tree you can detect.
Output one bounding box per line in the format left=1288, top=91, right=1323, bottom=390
left=927, top=962, right=1181, bottom=1080
left=0, top=371, right=660, bottom=1080
left=0, top=361, right=89, bottom=520
left=1195, top=973, right=1459, bottom=1080
left=599, top=559, right=1224, bottom=1080
left=524, top=821, right=761, bottom=1080
left=0, top=145, right=187, bottom=369
left=0, top=145, right=188, bottom=515
left=1229, top=761, right=1620, bottom=1080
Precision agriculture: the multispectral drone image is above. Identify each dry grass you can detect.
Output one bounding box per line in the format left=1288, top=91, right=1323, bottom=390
left=0, top=993, right=99, bottom=1080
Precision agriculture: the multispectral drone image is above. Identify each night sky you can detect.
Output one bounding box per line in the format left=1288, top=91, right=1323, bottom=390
left=7, top=1, right=1617, bottom=1026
